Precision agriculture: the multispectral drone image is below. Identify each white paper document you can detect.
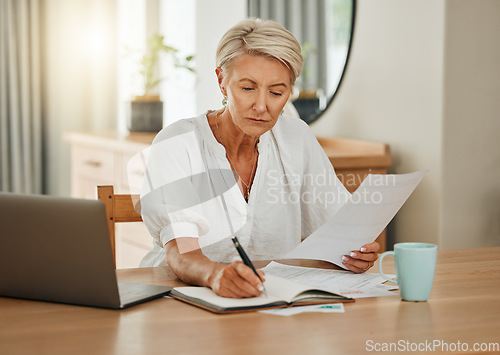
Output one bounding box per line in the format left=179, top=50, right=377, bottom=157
left=282, top=171, right=427, bottom=268
left=262, top=262, right=398, bottom=299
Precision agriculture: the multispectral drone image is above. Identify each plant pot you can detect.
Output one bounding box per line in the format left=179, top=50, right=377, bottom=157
left=292, top=91, right=321, bottom=124
left=128, top=95, right=163, bottom=132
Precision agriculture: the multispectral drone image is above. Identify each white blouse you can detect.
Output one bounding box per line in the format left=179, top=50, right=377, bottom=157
left=139, top=112, right=349, bottom=267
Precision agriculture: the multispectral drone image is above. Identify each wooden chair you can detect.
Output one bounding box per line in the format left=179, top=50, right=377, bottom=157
left=97, top=186, right=142, bottom=267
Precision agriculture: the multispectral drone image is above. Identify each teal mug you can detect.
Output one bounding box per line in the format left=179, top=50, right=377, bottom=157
left=379, top=243, right=438, bottom=302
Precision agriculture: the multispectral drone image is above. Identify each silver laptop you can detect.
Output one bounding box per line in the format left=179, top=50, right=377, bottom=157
left=0, top=192, right=171, bottom=309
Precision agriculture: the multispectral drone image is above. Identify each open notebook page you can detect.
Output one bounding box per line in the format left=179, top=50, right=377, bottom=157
left=172, top=274, right=341, bottom=309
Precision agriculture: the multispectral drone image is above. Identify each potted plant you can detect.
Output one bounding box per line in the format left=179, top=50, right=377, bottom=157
left=128, top=33, right=194, bottom=132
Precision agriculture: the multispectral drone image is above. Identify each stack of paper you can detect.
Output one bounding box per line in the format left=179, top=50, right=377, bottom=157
left=262, top=262, right=398, bottom=299
left=282, top=171, right=427, bottom=268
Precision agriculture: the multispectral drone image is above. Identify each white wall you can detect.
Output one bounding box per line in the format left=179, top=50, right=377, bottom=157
left=311, top=0, right=500, bottom=249
left=311, top=0, right=445, bottom=246
left=441, top=0, right=500, bottom=248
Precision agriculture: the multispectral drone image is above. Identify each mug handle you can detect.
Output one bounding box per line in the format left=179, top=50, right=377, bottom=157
left=379, top=251, right=398, bottom=284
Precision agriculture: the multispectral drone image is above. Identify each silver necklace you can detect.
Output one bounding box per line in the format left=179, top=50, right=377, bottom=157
left=215, top=110, right=258, bottom=201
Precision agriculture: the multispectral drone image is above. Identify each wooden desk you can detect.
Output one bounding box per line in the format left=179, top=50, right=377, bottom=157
left=1, top=247, right=499, bottom=354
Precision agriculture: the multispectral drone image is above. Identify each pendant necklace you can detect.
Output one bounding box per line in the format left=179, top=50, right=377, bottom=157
left=215, top=110, right=258, bottom=201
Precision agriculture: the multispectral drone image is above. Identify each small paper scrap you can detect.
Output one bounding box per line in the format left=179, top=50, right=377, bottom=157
left=259, top=303, right=345, bottom=316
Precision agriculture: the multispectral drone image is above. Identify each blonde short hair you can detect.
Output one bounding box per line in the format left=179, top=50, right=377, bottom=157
left=216, top=18, right=303, bottom=85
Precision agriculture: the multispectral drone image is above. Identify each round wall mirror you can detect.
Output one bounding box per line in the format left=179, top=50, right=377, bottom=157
left=248, top=0, right=355, bottom=124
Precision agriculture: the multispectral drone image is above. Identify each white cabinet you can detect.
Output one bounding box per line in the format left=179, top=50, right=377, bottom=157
left=65, top=131, right=155, bottom=268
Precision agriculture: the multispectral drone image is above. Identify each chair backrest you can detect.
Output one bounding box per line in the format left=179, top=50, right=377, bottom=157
left=97, top=186, right=142, bottom=267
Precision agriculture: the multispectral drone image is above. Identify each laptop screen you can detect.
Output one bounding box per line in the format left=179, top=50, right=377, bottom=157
left=0, top=193, right=122, bottom=308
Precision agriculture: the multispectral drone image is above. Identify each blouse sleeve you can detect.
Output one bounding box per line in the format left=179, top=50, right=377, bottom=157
left=139, top=125, right=210, bottom=248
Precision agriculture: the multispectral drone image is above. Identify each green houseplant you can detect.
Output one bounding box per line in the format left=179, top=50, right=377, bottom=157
left=129, top=33, right=194, bottom=132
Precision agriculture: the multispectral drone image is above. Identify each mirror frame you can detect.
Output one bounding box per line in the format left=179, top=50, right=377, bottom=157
left=299, top=0, right=357, bottom=124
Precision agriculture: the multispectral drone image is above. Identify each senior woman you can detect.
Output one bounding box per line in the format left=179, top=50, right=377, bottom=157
left=139, top=18, right=379, bottom=298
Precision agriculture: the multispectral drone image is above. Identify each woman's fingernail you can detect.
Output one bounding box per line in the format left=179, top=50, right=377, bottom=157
left=350, top=252, right=357, bottom=258
left=258, top=284, right=264, bottom=292
left=342, top=256, right=349, bottom=263
left=360, top=247, right=367, bottom=252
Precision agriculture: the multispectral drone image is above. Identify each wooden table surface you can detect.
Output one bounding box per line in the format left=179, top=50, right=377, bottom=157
left=1, top=247, right=499, bottom=355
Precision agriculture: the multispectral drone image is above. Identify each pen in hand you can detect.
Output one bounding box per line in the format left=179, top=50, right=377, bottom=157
left=231, top=237, right=268, bottom=297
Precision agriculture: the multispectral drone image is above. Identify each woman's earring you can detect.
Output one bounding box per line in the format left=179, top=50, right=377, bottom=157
left=281, top=109, right=284, bottom=116
left=222, top=97, right=228, bottom=106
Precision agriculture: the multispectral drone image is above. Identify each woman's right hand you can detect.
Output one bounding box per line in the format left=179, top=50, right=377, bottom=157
left=208, top=261, right=265, bottom=298
left=165, top=238, right=265, bottom=298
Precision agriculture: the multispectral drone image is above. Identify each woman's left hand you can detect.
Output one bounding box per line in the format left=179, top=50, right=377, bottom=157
left=342, top=241, right=380, bottom=273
